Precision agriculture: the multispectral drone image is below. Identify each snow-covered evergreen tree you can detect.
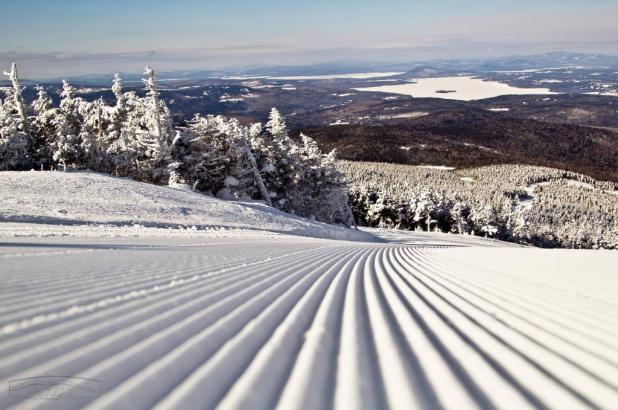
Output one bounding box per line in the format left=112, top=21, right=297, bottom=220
left=412, top=191, right=435, bottom=231
left=112, top=73, right=125, bottom=109
left=316, top=148, right=356, bottom=226
left=449, top=201, right=471, bottom=234
left=171, top=115, right=255, bottom=198
left=106, top=75, right=138, bottom=176
left=245, top=123, right=272, bottom=206
left=252, top=108, right=299, bottom=210
left=2, top=63, right=30, bottom=142
left=79, top=98, right=108, bottom=170
left=131, top=67, right=173, bottom=181
left=105, top=73, right=128, bottom=171
left=0, top=63, right=30, bottom=169
left=0, top=98, right=28, bottom=169
left=288, top=135, right=354, bottom=225
left=469, top=204, right=499, bottom=237
left=52, top=80, right=84, bottom=169
left=30, top=85, right=57, bottom=168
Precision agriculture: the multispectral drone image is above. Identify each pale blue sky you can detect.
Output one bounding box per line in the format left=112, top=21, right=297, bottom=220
left=1, top=0, right=617, bottom=78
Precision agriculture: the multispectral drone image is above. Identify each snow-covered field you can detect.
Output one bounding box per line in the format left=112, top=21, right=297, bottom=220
left=1, top=172, right=618, bottom=409
left=354, top=76, right=557, bottom=101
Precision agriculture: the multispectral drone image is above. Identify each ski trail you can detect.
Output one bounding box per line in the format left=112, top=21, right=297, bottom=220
left=1, top=247, right=347, bottom=409
left=1, top=235, right=617, bottom=410
left=275, top=249, right=370, bottom=410
left=0, top=245, right=334, bottom=374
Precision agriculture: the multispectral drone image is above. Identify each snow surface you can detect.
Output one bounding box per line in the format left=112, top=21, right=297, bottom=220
left=354, top=76, right=557, bottom=101
left=584, top=91, right=618, bottom=97
left=377, top=111, right=429, bottom=120
left=416, top=165, right=456, bottom=171
left=0, top=171, right=371, bottom=242
left=1, top=172, right=618, bottom=409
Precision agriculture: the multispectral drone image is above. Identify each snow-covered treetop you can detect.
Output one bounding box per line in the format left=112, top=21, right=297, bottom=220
left=2, top=63, right=19, bottom=86
left=299, top=133, right=321, bottom=159
left=60, top=80, right=76, bottom=100
left=59, top=80, right=80, bottom=114
left=2, top=62, right=30, bottom=136
left=249, top=122, right=262, bottom=138
left=143, top=66, right=158, bottom=98
left=266, top=107, right=287, bottom=138
left=33, top=85, right=52, bottom=113
left=112, top=73, right=123, bottom=100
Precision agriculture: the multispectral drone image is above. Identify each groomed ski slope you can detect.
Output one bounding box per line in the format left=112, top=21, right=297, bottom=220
left=1, top=172, right=618, bottom=409
left=2, top=234, right=618, bottom=409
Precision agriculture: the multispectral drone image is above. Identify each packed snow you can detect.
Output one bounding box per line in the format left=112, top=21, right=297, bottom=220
left=2, top=226, right=618, bottom=409
left=354, top=76, right=557, bottom=101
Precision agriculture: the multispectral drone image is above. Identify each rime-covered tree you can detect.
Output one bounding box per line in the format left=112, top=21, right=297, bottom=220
left=0, top=98, right=28, bottom=169
left=287, top=133, right=321, bottom=214
left=244, top=123, right=272, bottom=206
left=318, top=149, right=356, bottom=226
left=2, top=64, right=30, bottom=142
left=252, top=108, right=299, bottom=209
left=170, top=115, right=258, bottom=199
left=341, top=161, right=618, bottom=248
left=413, top=190, right=437, bottom=231
left=449, top=201, right=471, bottom=234
left=140, top=67, right=172, bottom=169
left=0, top=63, right=30, bottom=169
left=79, top=98, right=109, bottom=170
left=30, top=86, right=57, bottom=168
left=289, top=134, right=354, bottom=224
left=52, top=80, right=84, bottom=169
left=103, top=73, right=131, bottom=172
left=112, top=73, right=125, bottom=110
left=107, top=82, right=141, bottom=176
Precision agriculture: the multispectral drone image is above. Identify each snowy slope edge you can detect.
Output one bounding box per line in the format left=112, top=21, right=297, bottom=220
left=0, top=171, right=376, bottom=242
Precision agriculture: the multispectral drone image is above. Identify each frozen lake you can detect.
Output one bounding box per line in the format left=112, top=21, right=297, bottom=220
left=355, top=76, right=557, bottom=101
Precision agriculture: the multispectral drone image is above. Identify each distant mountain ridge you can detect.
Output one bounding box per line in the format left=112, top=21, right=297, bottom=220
left=4, top=51, right=617, bottom=85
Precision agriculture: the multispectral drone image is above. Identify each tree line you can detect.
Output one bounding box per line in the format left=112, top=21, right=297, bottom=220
left=0, top=64, right=354, bottom=225
left=339, top=161, right=618, bottom=249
